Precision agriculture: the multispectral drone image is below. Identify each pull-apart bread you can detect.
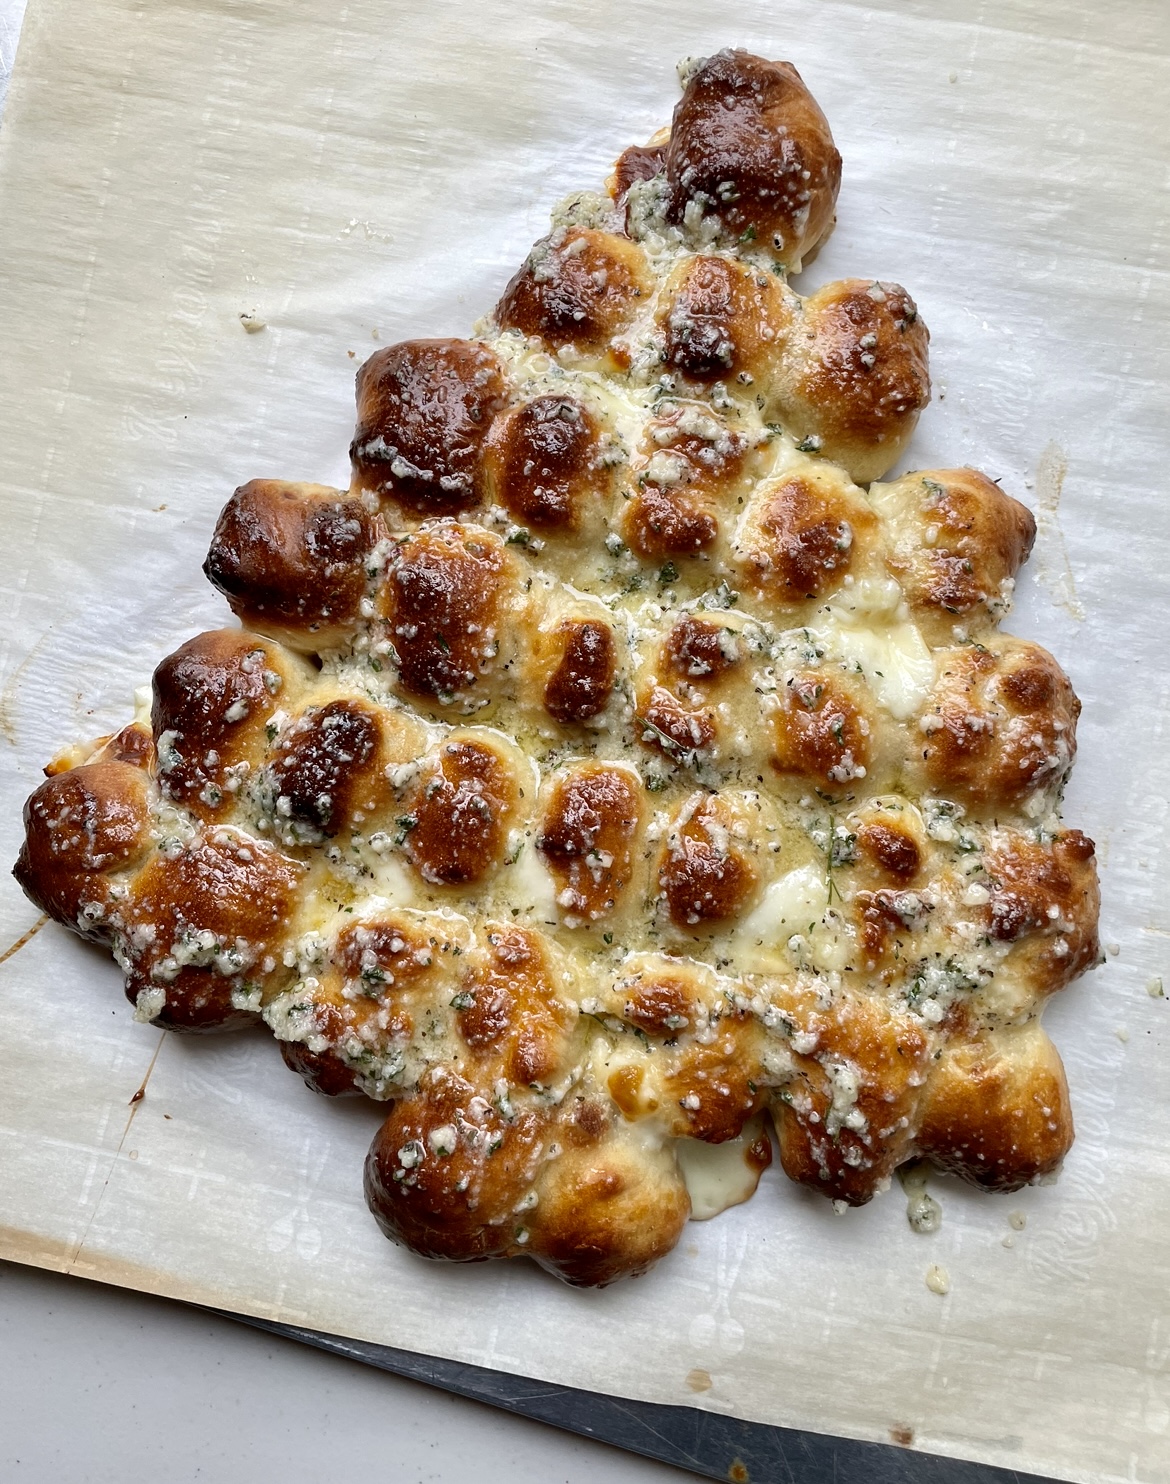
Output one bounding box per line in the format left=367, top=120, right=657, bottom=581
left=16, top=51, right=1099, bottom=1286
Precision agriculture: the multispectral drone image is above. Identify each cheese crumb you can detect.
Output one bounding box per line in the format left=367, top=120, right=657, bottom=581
left=133, top=986, right=167, bottom=1023
left=925, top=1264, right=950, bottom=1296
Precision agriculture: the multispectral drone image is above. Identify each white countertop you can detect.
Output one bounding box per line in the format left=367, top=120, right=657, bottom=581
left=0, top=1259, right=693, bottom=1482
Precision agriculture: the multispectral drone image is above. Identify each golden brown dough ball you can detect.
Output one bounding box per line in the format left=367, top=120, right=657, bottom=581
left=770, top=669, right=876, bottom=793
left=915, top=1022, right=1074, bottom=1191
left=279, top=1041, right=363, bottom=1098
left=875, top=467, right=1036, bottom=635
left=658, top=791, right=760, bottom=928
left=539, top=618, right=616, bottom=725
left=456, top=925, right=576, bottom=1085
left=204, top=480, right=381, bottom=652
left=381, top=521, right=512, bottom=705
left=661, top=613, right=743, bottom=686
left=537, top=763, right=643, bottom=923
left=14, top=757, right=153, bottom=935
left=981, top=828, right=1100, bottom=995
left=281, top=911, right=471, bottom=1098
left=335, top=912, right=466, bottom=1016
left=658, top=253, right=792, bottom=384
left=622, top=483, right=718, bottom=560
left=613, top=963, right=706, bottom=1040
left=770, top=279, right=930, bottom=483
left=265, top=698, right=412, bottom=841
left=365, top=927, right=578, bottom=1265
left=351, top=339, right=508, bottom=514
left=119, top=830, right=305, bottom=1033
left=772, top=992, right=930, bottom=1205
left=529, top=1119, right=691, bottom=1287
left=851, top=885, right=936, bottom=973
left=365, top=1065, right=553, bottom=1263
left=623, top=403, right=758, bottom=559
left=662, top=50, right=841, bottom=270
left=97, top=722, right=156, bottom=771
left=636, top=683, right=717, bottom=768
left=494, top=228, right=653, bottom=361
left=484, top=394, right=611, bottom=531
left=151, top=630, right=312, bottom=823
left=914, top=638, right=1080, bottom=812
left=734, top=463, right=879, bottom=605
left=828, top=803, right=935, bottom=968
left=603, top=958, right=766, bottom=1142
left=610, top=142, right=667, bottom=204
left=657, top=1025, right=768, bottom=1143
left=402, top=737, right=519, bottom=886
left=848, top=803, right=928, bottom=888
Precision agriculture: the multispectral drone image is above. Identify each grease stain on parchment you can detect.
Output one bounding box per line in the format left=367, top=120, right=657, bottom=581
left=0, top=631, right=50, bottom=744
left=1032, top=443, right=1086, bottom=622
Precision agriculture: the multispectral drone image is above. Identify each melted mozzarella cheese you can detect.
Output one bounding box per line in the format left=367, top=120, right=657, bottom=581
left=817, top=613, right=934, bottom=720
left=735, top=862, right=828, bottom=948
left=676, top=1116, right=769, bottom=1219
left=504, top=838, right=560, bottom=924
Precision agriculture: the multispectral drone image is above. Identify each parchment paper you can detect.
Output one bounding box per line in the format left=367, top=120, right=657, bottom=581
left=0, top=0, right=24, bottom=118
left=1, top=1, right=1168, bottom=1479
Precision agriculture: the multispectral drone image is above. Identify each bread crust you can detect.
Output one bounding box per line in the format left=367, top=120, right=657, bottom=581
left=662, top=51, right=841, bottom=270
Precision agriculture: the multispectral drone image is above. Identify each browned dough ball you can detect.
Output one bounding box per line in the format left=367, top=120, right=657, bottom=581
left=351, top=339, right=508, bottom=513
left=663, top=50, right=841, bottom=270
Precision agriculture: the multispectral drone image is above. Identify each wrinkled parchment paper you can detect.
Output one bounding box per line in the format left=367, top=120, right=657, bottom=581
left=1, top=1, right=1168, bottom=1478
